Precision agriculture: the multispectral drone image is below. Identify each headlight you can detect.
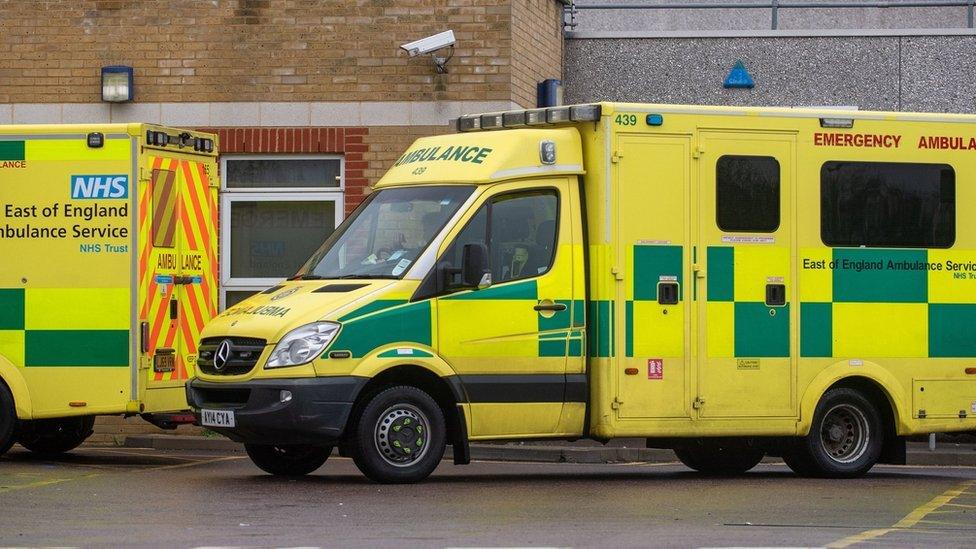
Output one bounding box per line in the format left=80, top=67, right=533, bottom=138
left=265, top=322, right=340, bottom=368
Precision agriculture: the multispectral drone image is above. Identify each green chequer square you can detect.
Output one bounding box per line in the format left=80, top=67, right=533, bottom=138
left=734, top=302, right=789, bottom=357
left=25, top=329, right=129, bottom=366
left=707, top=247, right=734, bottom=302
left=800, top=302, right=832, bottom=357
left=538, top=338, right=566, bottom=357
left=587, top=300, right=613, bottom=358
left=0, top=289, right=25, bottom=330
left=929, top=304, right=976, bottom=357
left=0, top=141, right=25, bottom=161
left=832, top=249, right=927, bottom=303
left=634, top=245, right=683, bottom=301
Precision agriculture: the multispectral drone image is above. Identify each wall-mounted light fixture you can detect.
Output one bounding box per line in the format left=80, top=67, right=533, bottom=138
left=401, top=30, right=455, bottom=73
left=101, top=65, right=134, bottom=102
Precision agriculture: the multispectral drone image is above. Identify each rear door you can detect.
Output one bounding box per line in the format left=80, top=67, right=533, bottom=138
left=141, top=151, right=218, bottom=410
left=696, top=131, right=795, bottom=418
left=614, top=134, right=693, bottom=419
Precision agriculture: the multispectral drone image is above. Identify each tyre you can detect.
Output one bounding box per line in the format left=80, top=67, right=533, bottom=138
left=349, top=385, right=446, bottom=484
left=244, top=444, right=332, bottom=476
left=785, top=388, right=883, bottom=478
left=674, top=441, right=764, bottom=475
left=0, top=382, right=16, bottom=457
left=17, top=416, right=94, bottom=455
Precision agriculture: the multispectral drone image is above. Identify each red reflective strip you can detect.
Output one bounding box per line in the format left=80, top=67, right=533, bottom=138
left=184, top=284, right=206, bottom=335
left=179, top=207, right=198, bottom=250
left=177, top=319, right=196, bottom=380
left=195, top=161, right=218, bottom=318
left=140, top=278, right=156, bottom=320
left=142, top=156, right=163, bottom=228
left=148, top=293, right=169, bottom=354
left=181, top=162, right=213, bottom=313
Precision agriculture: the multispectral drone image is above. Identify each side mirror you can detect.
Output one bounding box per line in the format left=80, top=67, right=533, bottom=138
left=461, top=243, right=491, bottom=289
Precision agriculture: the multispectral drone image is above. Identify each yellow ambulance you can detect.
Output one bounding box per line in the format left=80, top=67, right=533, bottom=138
left=188, top=103, right=976, bottom=482
left=0, top=124, right=218, bottom=456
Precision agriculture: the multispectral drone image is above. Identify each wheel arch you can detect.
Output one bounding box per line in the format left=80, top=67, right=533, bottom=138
left=800, top=372, right=905, bottom=466
left=0, top=354, right=32, bottom=419
left=346, top=363, right=469, bottom=464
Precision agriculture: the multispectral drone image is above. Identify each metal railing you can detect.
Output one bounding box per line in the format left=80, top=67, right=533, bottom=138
left=565, top=1, right=976, bottom=30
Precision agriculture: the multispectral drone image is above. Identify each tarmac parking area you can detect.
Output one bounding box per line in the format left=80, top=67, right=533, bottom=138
left=2, top=445, right=975, bottom=548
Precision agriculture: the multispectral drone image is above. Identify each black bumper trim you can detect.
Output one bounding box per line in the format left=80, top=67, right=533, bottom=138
left=446, top=373, right=588, bottom=403
left=186, top=376, right=368, bottom=446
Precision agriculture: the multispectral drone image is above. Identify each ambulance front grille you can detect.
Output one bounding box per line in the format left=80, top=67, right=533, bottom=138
left=197, top=337, right=267, bottom=376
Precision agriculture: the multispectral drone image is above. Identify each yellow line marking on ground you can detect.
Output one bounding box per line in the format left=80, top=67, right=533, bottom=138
left=0, top=472, right=100, bottom=494
left=827, top=479, right=976, bottom=548
left=943, top=502, right=976, bottom=509
left=138, top=455, right=245, bottom=471
left=0, top=454, right=242, bottom=493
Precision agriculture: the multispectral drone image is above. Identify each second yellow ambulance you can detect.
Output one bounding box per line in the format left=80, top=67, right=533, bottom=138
left=0, top=124, right=218, bottom=457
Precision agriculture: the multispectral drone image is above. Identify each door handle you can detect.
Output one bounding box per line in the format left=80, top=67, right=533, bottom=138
left=534, top=303, right=567, bottom=312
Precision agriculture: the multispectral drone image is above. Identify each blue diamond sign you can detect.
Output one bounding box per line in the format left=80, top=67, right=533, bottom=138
left=724, top=60, right=755, bottom=89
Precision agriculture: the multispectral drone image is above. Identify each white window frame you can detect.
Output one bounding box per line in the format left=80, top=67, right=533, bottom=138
left=220, top=154, right=345, bottom=310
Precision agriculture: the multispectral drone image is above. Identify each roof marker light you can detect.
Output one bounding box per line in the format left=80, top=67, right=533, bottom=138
left=503, top=110, right=527, bottom=128
left=646, top=114, right=664, bottom=126
left=525, top=109, right=547, bottom=125
left=820, top=117, right=854, bottom=129
left=569, top=104, right=601, bottom=121
left=546, top=106, right=570, bottom=123
left=481, top=112, right=504, bottom=130
left=457, top=115, right=481, bottom=132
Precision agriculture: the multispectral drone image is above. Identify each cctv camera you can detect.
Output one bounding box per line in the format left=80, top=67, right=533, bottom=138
left=400, top=30, right=456, bottom=57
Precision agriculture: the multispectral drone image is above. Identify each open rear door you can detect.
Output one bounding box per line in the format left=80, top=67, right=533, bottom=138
left=140, top=150, right=218, bottom=413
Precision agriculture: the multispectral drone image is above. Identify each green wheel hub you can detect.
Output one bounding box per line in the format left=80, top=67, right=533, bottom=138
left=374, top=404, right=430, bottom=467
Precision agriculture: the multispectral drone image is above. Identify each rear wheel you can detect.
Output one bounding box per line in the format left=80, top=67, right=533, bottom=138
left=349, top=385, right=446, bottom=484
left=785, top=388, right=883, bottom=478
left=244, top=444, right=332, bottom=476
left=674, top=441, right=764, bottom=475
left=0, top=382, right=16, bottom=457
left=17, top=416, right=94, bottom=455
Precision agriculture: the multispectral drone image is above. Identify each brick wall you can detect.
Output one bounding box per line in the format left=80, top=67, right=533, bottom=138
left=200, top=126, right=370, bottom=215
left=0, top=1, right=564, bottom=108
left=511, top=0, right=565, bottom=108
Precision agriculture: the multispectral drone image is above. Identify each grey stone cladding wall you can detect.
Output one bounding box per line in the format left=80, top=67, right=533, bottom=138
left=563, top=35, right=976, bottom=114
left=569, top=0, right=972, bottom=32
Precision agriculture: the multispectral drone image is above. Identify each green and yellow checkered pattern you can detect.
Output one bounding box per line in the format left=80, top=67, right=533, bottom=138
left=799, top=248, right=976, bottom=358
left=0, top=288, right=129, bottom=367
left=706, top=246, right=791, bottom=358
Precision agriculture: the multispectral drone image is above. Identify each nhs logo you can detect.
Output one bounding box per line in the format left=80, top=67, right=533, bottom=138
left=70, top=174, right=129, bottom=199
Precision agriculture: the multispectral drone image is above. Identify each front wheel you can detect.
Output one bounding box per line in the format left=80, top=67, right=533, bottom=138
left=349, top=385, right=446, bottom=484
left=244, top=444, right=332, bottom=476
left=17, top=416, right=94, bottom=455
left=784, top=388, right=883, bottom=478
left=674, top=441, right=764, bottom=475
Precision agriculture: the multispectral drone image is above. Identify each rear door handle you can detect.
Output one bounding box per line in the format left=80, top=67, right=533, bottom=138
left=534, top=303, right=567, bottom=312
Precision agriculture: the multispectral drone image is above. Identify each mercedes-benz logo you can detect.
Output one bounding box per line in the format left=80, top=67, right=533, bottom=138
left=213, top=339, right=233, bottom=371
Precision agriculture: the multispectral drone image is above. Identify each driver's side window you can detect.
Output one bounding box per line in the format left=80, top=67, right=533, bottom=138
left=442, top=190, right=559, bottom=288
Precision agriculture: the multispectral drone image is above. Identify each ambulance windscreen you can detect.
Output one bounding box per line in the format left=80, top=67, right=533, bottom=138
left=295, top=185, right=474, bottom=280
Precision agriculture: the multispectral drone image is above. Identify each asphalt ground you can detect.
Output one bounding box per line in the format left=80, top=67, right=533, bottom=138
left=2, top=446, right=976, bottom=548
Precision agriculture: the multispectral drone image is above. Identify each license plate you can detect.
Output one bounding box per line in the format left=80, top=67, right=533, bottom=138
left=201, top=409, right=235, bottom=428
left=153, top=353, right=175, bottom=373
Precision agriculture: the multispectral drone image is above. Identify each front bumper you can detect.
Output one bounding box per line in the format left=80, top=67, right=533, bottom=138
left=186, top=377, right=368, bottom=445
